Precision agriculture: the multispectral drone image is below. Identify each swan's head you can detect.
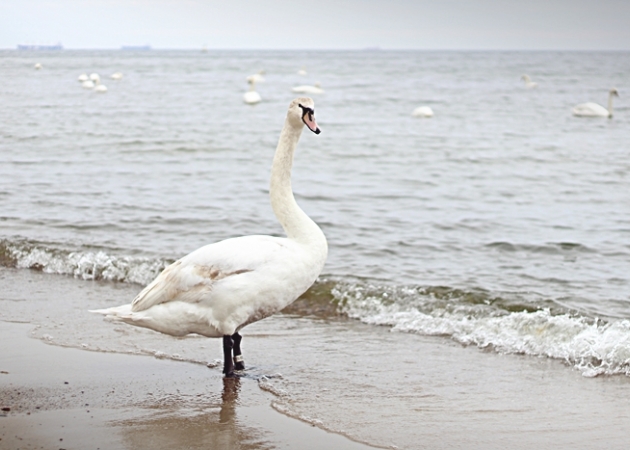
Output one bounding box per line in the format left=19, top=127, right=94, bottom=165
left=610, top=88, right=619, bottom=97
left=288, top=97, right=320, bottom=134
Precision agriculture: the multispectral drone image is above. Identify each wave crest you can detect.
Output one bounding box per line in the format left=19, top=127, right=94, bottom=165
left=331, top=280, right=630, bottom=377
left=0, top=238, right=169, bottom=285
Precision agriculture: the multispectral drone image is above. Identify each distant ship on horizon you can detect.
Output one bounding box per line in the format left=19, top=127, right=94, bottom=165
left=17, top=43, right=63, bottom=50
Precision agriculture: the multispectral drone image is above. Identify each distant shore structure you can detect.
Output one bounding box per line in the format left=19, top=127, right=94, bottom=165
left=17, top=43, right=63, bottom=50
left=121, top=45, right=151, bottom=51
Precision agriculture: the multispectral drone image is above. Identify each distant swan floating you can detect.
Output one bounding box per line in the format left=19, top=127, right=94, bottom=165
left=292, top=82, right=324, bottom=94
left=91, top=98, right=327, bottom=378
left=521, top=74, right=537, bottom=89
left=78, top=73, right=89, bottom=82
left=412, top=106, right=434, bottom=118
left=34, top=63, right=42, bottom=70
left=111, top=72, right=123, bottom=80
left=297, top=67, right=307, bottom=76
left=81, top=80, right=95, bottom=89
left=243, top=80, right=262, bottom=104
left=246, top=70, right=265, bottom=84
left=572, top=88, right=619, bottom=118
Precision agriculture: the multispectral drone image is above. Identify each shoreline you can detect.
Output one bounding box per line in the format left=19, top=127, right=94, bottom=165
left=0, top=321, right=375, bottom=450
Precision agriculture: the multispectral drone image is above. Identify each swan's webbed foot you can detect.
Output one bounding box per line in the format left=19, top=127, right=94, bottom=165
left=223, top=370, right=242, bottom=379
left=222, top=333, right=245, bottom=378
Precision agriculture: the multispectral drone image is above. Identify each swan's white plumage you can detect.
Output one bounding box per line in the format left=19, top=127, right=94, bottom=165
left=572, top=88, right=619, bottom=118
left=292, top=82, right=324, bottom=94
left=92, top=97, right=327, bottom=340
left=246, top=70, right=265, bottom=83
left=521, top=74, right=537, bottom=89
left=243, top=79, right=262, bottom=104
left=412, top=106, right=434, bottom=117
left=572, top=102, right=609, bottom=117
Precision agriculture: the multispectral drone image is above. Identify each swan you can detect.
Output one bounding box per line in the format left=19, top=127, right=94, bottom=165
left=412, top=106, right=434, bottom=118
left=111, top=72, right=123, bottom=80
left=521, top=74, right=537, bottom=89
left=572, top=88, right=619, bottom=118
left=243, top=80, right=261, bottom=104
left=292, top=82, right=324, bottom=94
left=89, top=73, right=100, bottom=83
left=298, top=67, right=307, bottom=76
left=246, top=70, right=265, bottom=84
left=91, top=97, right=326, bottom=378
left=34, top=63, right=42, bottom=70
left=78, top=73, right=89, bottom=82
left=94, top=83, right=108, bottom=93
left=81, top=79, right=95, bottom=89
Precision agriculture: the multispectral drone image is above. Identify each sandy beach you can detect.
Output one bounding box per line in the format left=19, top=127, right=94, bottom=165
left=0, top=320, right=374, bottom=450
left=2, top=268, right=630, bottom=449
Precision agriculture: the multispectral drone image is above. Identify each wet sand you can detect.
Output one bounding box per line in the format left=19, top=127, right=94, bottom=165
left=0, top=322, right=374, bottom=450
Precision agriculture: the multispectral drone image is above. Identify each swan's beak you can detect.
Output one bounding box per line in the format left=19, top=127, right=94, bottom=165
left=302, top=110, right=321, bottom=134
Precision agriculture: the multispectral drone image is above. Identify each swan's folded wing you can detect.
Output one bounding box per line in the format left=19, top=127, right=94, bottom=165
left=131, top=235, right=293, bottom=313
left=131, top=260, right=254, bottom=312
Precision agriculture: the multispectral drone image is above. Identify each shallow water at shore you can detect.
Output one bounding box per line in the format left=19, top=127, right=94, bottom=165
left=2, top=268, right=630, bottom=449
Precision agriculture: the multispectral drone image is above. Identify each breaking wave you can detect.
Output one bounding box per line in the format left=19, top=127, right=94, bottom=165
left=3, top=237, right=630, bottom=377
left=0, top=237, right=169, bottom=285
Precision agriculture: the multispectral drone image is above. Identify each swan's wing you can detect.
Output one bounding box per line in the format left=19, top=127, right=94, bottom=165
left=131, top=235, right=292, bottom=312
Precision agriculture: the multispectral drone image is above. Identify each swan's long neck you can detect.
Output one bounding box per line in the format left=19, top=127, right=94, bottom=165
left=270, top=121, right=327, bottom=251
left=607, top=92, right=615, bottom=118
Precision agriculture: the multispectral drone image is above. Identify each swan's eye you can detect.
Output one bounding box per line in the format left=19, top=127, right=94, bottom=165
left=299, top=105, right=314, bottom=119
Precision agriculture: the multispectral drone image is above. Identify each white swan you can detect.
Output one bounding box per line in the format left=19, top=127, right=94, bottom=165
left=412, top=106, right=434, bottom=118
left=521, top=74, right=537, bottom=89
left=91, top=97, right=326, bottom=378
left=243, top=80, right=261, bottom=104
left=89, top=73, right=100, bottom=83
left=81, top=79, right=95, bottom=89
left=111, top=72, right=123, bottom=80
left=298, top=67, right=307, bottom=76
left=78, top=73, right=89, bottom=82
left=292, top=82, right=324, bottom=94
left=572, top=88, right=619, bottom=118
left=34, top=63, right=42, bottom=70
left=246, top=70, right=265, bottom=84
left=94, top=83, right=108, bottom=93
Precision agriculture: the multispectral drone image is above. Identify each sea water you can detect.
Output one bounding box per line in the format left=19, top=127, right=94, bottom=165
left=1, top=49, right=629, bottom=448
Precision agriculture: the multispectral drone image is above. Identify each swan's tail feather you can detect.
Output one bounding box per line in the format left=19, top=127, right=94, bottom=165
left=90, top=304, right=133, bottom=319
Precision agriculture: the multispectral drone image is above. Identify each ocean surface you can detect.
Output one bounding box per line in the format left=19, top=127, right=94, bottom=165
left=1, top=49, right=629, bottom=448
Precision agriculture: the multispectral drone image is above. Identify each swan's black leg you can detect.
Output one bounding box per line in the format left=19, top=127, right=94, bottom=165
left=222, top=335, right=236, bottom=377
left=232, top=332, right=245, bottom=371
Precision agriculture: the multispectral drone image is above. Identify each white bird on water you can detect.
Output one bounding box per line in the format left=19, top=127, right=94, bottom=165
left=572, top=88, right=619, bottom=118
left=292, top=82, right=324, bottom=94
left=91, top=97, right=327, bottom=378
left=412, top=106, right=434, bottom=118
left=243, top=79, right=262, bottom=104
left=521, top=74, right=538, bottom=89
left=246, top=70, right=265, bottom=84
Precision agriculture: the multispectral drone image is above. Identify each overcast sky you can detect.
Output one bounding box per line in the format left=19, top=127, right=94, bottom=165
left=2, top=0, right=629, bottom=50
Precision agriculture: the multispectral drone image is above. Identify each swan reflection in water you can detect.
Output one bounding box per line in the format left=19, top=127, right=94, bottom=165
left=117, top=377, right=266, bottom=448
left=220, top=377, right=241, bottom=424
